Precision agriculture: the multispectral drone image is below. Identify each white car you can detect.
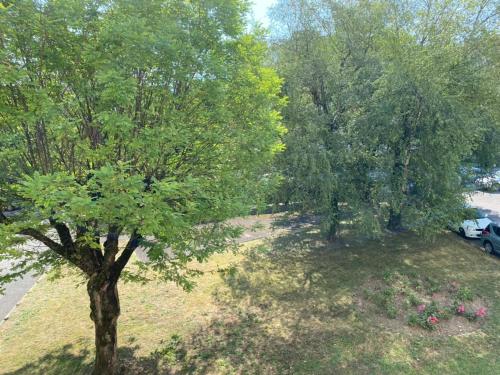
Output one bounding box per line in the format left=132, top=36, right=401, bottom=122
left=457, top=209, right=492, bottom=238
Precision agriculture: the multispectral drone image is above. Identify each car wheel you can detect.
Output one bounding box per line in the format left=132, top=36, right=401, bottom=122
left=459, top=227, right=466, bottom=238
left=484, top=241, right=494, bottom=254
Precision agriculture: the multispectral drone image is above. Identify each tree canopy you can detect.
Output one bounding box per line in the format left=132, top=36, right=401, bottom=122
left=270, top=0, right=499, bottom=237
left=0, top=0, right=284, bottom=373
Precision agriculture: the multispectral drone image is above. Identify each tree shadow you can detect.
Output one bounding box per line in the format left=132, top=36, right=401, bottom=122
left=4, top=344, right=93, bottom=375
left=7, top=228, right=496, bottom=374
left=173, top=228, right=384, bottom=374
left=4, top=343, right=166, bottom=375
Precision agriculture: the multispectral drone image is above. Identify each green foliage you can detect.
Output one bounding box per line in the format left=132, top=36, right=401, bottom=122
left=0, top=0, right=283, bottom=288
left=151, top=334, right=186, bottom=366
left=269, top=0, right=499, bottom=237
left=455, top=286, right=474, bottom=303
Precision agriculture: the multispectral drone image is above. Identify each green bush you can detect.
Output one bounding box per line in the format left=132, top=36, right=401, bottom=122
left=455, top=286, right=474, bottom=302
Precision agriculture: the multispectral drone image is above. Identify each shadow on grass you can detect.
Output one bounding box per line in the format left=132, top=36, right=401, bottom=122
left=4, top=344, right=165, bottom=375
left=175, top=228, right=385, bottom=374
left=176, top=229, right=499, bottom=374
left=6, top=228, right=499, bottom=374
left=4, top=344, right=93, bottom=375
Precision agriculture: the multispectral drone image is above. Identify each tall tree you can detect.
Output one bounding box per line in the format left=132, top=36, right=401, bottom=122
left=0, top=1, right=284, bottom=373
left=270, top=0, right=499, bottom=236
left=270, top=0, right=386, bottom=238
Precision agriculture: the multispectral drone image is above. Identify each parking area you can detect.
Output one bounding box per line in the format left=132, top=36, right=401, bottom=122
left=463, top=191, right=500, bottom=253
left=469, top=191, right=500, bottom=223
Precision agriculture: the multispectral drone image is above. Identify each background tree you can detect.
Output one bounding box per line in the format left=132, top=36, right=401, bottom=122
left=270, top=0, right=386, bottom=239
left=0, top=1, right=285, bottom=373
left=270, top=0, right=499, bottom=237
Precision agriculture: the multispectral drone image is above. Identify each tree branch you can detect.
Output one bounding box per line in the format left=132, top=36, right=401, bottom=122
left=110, top=231, right=142, bottom=283
left=49, top=219, right=75, bottom=251
left=103, top=226, right=121, bottom=268
left=19, top=228, right=65, bottom=254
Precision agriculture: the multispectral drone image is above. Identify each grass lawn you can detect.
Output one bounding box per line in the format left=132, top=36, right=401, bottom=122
left=0, top=228, right=499, bottom=374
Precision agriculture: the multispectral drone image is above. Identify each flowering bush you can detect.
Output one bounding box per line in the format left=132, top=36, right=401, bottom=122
left=475, top=307, right=487, bottom=318
left=427, top=315, right=439, bottom=325
left=417, top=304, right=426, bottom=314
left=456, top=304, right=465, bottom=314
left=408, top=301, right=448, bottom=330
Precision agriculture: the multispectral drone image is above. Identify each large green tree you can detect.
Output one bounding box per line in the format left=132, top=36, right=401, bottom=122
left=270, top=0, right=389, bottom=238
left=270, top=0, right=498, bottom=236
left=0, top=1, right=284, bottom=373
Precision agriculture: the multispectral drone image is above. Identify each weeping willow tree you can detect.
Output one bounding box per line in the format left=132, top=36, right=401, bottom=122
left=270, top=0, right=499, bottom=238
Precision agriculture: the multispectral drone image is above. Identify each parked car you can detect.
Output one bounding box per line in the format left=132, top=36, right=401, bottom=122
left=481, top=223, right=500, bottom=254
left=455, top=208, right=492, bottom=238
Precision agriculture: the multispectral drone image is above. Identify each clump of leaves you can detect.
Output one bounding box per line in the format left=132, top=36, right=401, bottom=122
left=151, top=334, right=186, bottom=365
left=455, top=286, right=474, bottom=302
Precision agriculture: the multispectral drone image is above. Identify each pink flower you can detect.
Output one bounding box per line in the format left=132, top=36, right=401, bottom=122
left=427, top=315, right=439, bottom=325
left=456, top=304, right=465, bottom=314
left=475, top=307, right=487, bottom=318
left=417, top=304, right=426, bottom=314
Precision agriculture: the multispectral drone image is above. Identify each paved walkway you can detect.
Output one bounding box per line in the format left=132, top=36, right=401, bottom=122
left=0, top=239, right=45, bottom=323
left=468, top=191, right=500, bottom=223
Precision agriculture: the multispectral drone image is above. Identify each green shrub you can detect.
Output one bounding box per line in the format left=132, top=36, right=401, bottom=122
left=455, top=286, right=474, bottom=302
left=151, top=334, right=186, bottom=365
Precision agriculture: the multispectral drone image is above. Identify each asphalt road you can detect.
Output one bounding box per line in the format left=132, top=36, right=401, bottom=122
left=0, top=239, right=46, bottom=323
left=469, top=191, right=500, bottom=223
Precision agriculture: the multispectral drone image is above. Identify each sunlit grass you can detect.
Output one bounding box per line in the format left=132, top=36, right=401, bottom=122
left=0, top=230, right=499, bottom=374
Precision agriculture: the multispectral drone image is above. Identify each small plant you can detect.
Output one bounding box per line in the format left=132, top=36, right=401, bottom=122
left=407, top=313, right=419, bottom=326
left=386, top=304, right=398, bottom=319
left=151, top=334, right=186, bottom=365
left=475, top=307, right=487, bottom=318
left=383, top=271, right=394, bottom=282
left=464, top=311, right=477, bottom=321
left=455, top=286, right=473, bottom=302
left=456, top=304, right=465, bottom=314
left=426, top=277, right=441, bottom=294
left=407, top=292, right=422, bottom=307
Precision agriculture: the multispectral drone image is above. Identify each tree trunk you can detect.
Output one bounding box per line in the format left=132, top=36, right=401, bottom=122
left=88, top=277, right=120, bottom=375
left=326, top=196, right=339, bottom=241
left=387, top=208, right=402, bottom=231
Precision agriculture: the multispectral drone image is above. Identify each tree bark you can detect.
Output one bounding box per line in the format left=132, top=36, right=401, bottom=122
left=88, top=276, right=120, bottom=375
left=387, top=208, right=403, bottom=231
left=327, top=196, right=339, bottom=241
